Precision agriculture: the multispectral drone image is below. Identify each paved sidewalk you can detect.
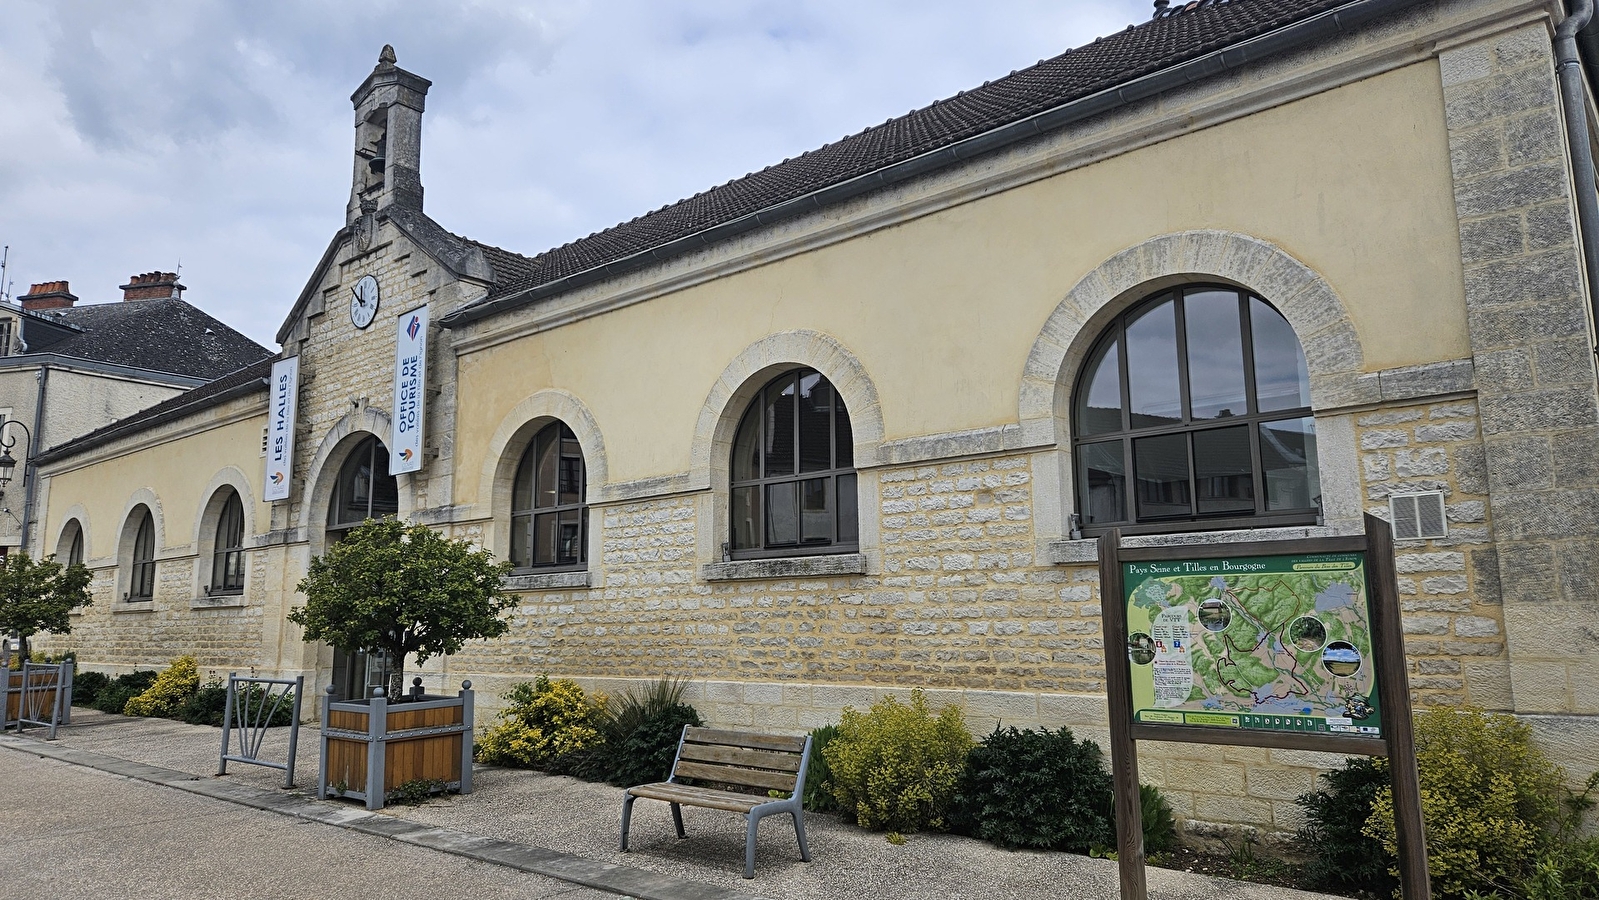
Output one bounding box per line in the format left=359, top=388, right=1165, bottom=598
left=1, top=709, right=1350, bottom=900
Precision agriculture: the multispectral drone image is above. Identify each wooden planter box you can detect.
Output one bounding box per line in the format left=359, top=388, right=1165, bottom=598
left=317, top=682, right=474, bottom=810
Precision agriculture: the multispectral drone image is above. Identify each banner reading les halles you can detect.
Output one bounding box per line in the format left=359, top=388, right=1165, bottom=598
left=264, top=356, right=299, bottom=502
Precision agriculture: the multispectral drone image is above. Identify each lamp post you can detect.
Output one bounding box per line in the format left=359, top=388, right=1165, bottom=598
left=0, top=418, right=34, bottom=554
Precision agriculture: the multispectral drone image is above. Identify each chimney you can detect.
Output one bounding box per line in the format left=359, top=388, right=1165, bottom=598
left=120, top=271, right=185, bottom=302
left=18, top=281, right=78, bottom=311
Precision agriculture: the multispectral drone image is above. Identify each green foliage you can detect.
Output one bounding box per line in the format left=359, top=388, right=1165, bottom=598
left=174, top=678, right=297, bottom=727
left=949, top=724, right=1114, bottom=852
left=91, top=670, right=157, bottom=713
left=0, top=553, right=92, bottom=658
left=803, top=724, right=841, bottom=813
left=474, top=676, right=607, bottom=773
left=388, top=778, right=449, bottom=806
left=289, top=519, right=515, bottom=665
left=123, top=656, right=199, bottom=717
left=823, top=689, right=973, bottom=833
left=1296, top=756, right=1399, bottom=897
left=71, top=670, right=111, bottom=707
left=581, top=678, right=702, bottom=786
left=1364, top=707, right=1569, bottom=899
left=1140, top=783, right=1178, bottom=856
left=1525, top=835, right=1599, bottom=900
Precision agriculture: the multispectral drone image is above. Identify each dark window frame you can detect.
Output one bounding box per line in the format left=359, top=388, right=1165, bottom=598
left=65, top=521, right=84, bottom=567
left=1072, top=284, right=1320, bottom=537
left=729, top=368, right=859, bottom=560
left=129, top=510, right=156, bottom=601
left=509, top=421, right=588, bottom=572
left=210, top=491, right=246, bottom=595
left=326, top=435, right=399, bottom=535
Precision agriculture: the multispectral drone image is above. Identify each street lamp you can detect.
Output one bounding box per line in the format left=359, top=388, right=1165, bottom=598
left=0, top=418, right=31, bottom=489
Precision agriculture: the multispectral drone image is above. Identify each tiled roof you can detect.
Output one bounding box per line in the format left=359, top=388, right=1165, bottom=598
left=34, top=357, right=274, bottom=465
left=452, top=0, right=1360, bottom=318
left=45, top=299, right=273, bottom=380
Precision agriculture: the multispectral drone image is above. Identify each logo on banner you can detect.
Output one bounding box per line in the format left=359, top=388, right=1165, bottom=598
left=406, top=315, right=421, bottom=340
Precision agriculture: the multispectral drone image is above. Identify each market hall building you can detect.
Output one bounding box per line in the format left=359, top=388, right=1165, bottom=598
left=29, top=0, right=1599, bottom=837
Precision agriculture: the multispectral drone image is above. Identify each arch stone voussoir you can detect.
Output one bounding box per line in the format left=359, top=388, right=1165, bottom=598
left=691, top=330, right=883, bottom=492
left=1019, top=230, right=1364, bottom=441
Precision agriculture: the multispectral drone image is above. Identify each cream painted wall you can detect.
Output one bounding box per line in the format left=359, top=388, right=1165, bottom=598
left=452, top=61, right=1464, bottom=494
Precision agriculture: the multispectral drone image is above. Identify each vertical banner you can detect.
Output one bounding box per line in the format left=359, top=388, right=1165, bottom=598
left=390, top=305, right=428, bottom=474
left=264, top=357, right=299, bottom=502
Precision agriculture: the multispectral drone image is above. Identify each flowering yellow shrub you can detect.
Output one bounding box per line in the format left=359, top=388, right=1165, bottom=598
left=474, top=676, right=607, bottom=773
left=123, top=655, right=199, bottom=718
left=823, top=689, right=973, bottom=833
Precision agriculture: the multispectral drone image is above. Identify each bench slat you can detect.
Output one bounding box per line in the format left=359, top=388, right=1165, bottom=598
left=672, top=760, right=798, bottom=793
left=627, top=782, right=766, bottom=813
left=677, top=742, right=803, bottom=773
left=684, top=727, right=806, bottom=753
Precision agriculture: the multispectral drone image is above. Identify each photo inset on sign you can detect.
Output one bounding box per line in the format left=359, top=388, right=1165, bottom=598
left=1198, top=598, right=1231, bottom=632
left=1288, top=615, right=1327, bottom=652
left=1129, top=632, right=1156, bottom=666
left=1322, top=640, right=1362, bottom=678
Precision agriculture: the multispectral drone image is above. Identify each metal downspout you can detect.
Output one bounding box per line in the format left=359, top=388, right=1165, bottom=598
left=21, top=365, right=46, bottom=555
left=1557, top=0, right=1599, bottom=369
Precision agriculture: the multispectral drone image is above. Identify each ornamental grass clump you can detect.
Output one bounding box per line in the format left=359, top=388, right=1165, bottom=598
left=474, top=676, right=607, bottom=774
left=823, top=689, right=973, bottom=833
left=580, top=677, right=702, bottom=786
left=123, top=655, right=199, bottom=717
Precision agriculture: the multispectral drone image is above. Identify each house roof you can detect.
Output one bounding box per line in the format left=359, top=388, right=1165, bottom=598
left=42, top=299, right=272, bottom=381
left=442, top=0, right=1375, bottom=325
left=34, top=356, right=274, bottom=466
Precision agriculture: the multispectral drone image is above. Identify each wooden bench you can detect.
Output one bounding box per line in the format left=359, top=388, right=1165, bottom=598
left=619, top=725, right=813, bottom=878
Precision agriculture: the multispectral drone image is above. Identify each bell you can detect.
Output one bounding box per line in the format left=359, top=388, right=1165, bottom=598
left=368, top=155, right=386, bottom=175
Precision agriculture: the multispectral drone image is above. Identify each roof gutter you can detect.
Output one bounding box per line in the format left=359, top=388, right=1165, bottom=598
left=440, top=0, right=1427, bottom=330
left=1557, top=0, right=1599, bottom=375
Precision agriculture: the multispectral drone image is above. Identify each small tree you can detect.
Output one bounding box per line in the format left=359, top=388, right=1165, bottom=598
left=288, top=519, right=513, bottom=698
left=0, top=552, right=93, bottom=665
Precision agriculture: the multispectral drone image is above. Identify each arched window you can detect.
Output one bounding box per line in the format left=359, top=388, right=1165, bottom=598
left=730, top=368, right=857, bottom=557
left=509, top=421, right=587, bottom=570
left=1072, top=285, right=1318, bottom=534
left=327, top=435, right=399, bottom=537
left=129, top=510, right=156, bottom=600
left=211, top=491, right=245, bottom=594
left=58, top=519, right=84, bottom=567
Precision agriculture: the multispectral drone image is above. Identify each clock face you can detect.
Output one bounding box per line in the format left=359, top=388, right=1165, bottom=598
left=350, top=275, right=380, bottom=329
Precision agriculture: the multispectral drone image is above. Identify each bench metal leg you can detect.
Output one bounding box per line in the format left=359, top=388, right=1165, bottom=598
left=619, top=793, right=636, bottom=852
left=744, top=813, right=761, bottom=879
left=670, top=802, right=686, bottom=839
left=792, top=809, right=811, bottom=862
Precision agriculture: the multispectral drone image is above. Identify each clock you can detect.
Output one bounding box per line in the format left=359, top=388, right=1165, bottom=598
left=350, top=275, right=380, bottom=329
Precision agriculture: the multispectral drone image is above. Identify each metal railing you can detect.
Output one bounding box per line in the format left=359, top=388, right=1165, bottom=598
left=216, top=673, right=304, bottom=788
left=9, top=661, right=70, bottom=739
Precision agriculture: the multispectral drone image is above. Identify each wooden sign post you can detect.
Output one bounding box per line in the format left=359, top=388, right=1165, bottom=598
left=1096, top=513, right=1429, bottom=899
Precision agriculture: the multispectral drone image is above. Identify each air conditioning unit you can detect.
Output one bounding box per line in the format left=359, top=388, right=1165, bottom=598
left=1389, top=491, right=1447, bottom=540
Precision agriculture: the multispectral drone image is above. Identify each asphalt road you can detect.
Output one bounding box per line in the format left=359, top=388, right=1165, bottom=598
left=0, top=750, right=625, bottom=900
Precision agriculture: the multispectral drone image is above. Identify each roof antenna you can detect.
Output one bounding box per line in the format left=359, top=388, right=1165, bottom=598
left=173, top=258, right=182, bottom=300
left=0, top=246, right=10, bottom=304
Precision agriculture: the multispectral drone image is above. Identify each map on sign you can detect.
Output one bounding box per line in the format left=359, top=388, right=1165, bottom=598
left=1122, top=552, right=1381, bottom=737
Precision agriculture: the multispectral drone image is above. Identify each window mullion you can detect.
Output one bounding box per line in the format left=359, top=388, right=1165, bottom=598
left=1173, top=290, right=1193, bottom=424
left=1238, top=291, right=1261, bottom=416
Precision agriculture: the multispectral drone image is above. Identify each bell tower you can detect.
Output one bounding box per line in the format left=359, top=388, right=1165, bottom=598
left=347, top=45, right=431, bottom=226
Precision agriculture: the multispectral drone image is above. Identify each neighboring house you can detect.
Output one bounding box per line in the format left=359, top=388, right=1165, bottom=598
left=0, top=274, right=270, bottom=555
left=27, top=0, right=1599, bottom=839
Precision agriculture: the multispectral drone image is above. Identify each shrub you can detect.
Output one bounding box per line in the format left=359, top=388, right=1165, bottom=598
left=950, top=724, right=1114, bottom=851
left=580, top=678, right=702, bottom=786
left=1526, top=834, right=1599, bottom=900
left=1140, top=783, right=1178, bottom=857
left=803, top=724, right=841, bottom=813
left=474, top=676, right=607, bottom=773
left=71, top=670, right=111, bottom=707
left=824, top=689, right=973, bottom=833
left=1296, top=755, right=1399, bottom=897
left=1365, top=706, right=1567, bottom=899
left=123, top=656, right=200, bottom=718
left=92, top=670, right=157, bottom=714
left=173, top=678, right=297, bottom=727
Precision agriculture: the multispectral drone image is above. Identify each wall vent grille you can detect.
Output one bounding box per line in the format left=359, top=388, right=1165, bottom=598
left=1389, top=491, right=1447, bottom=540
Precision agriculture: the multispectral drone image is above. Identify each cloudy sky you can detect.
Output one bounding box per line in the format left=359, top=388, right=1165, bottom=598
left=1, top=1, right=1151, bottom=347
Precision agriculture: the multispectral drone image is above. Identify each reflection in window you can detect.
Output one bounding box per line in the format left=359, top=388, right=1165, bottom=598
left=510, top=421, right=587, bottom=570
left=327, top=436, right=399, bottom=532
left=211, top=491, right=246, bottom=593
left=61, top=520, right=84, bottom=567
left=1072, top=286, right=1319, bottom=532
left=129, top=510, right=156, bottom=600
left=730, top=369, right=857, bottom=557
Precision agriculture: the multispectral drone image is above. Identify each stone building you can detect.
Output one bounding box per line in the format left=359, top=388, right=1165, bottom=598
left=0, top=275, right=269, bottom=555
left=27, top=0, right=1599, bottom=840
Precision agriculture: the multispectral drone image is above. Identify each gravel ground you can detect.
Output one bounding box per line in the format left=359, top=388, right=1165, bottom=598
left=36, top=708, right=1349, bottom=900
